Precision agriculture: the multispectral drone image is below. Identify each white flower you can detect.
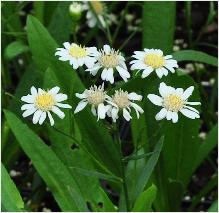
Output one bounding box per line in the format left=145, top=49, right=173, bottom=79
left=86, top=45, right=130, bottom=84
left=55, top=42, right=97, bottom=70
left=107, top=89, right=144, bottom=122
left=130, top=48, right=178, bottom=78
left=21, top=86, right=72, bottom=126
left=82, top=1, right=115, bottom=28
left=74, top=84, right=110, bottom=120
left=147, top=82, right=201, bottom=123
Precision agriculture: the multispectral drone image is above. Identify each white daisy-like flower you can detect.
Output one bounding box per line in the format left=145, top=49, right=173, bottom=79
left=21, top=86, right=72, bottom=126
left=147, top=82, right=201, bottom=123
left=86, top=45, right=130, bottom=84
left=55, top=42, right=97, bottom=70
left=82, top=1, right=115, bottom=28
left=130, top=48, right=178, bottom=78
left=107, top=89, right=144, bottom=122
left=74, top=84, right=110, bottom=120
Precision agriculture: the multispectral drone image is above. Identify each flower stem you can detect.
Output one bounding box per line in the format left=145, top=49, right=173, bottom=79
left=114, top=122, right=130, bottom=211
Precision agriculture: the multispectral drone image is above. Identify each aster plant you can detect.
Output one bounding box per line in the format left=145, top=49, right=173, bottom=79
left=2, top=1, right=217, bottom=213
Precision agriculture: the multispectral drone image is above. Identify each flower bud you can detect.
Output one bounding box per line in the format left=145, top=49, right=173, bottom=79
left=69, top=2, right=82, bottom=21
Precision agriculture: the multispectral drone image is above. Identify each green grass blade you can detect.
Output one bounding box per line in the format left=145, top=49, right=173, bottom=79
left=1, top=163, right=25, bottom=212
left=208, top=200, right=218, bottom=212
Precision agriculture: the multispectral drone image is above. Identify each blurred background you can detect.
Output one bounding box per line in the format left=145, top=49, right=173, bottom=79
left=1, top=1, right=218, bottom=212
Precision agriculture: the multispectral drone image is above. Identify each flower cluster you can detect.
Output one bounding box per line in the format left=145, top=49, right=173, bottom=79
left=21, top=43, right=201, bottom=125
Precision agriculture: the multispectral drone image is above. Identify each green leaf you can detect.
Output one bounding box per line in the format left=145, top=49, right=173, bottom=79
left=142, top=2, right=176, bottom=54
left=4, top=41, right=29, bottom=60
left=208, top=200, right=218, bottom=212
left=194, top=124, right=218, bottom=172
left=172, top=50, right=218, bottom=67
left=4, top=110, right=88, bottom=212
left=131, top=136, right=163, bottom=202
left=132, top=184, right=157, bottom=212
left=69, top=167, right=123, bottom=183
left=48, top=2, right=72, bottom=44
left=1, top=163, right=25, bottom=211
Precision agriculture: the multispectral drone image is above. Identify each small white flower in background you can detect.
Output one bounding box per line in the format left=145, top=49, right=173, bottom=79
left=130, top=48, right=178, bottom=78
left=55, top=42, right=97, bottom=70
left=21, top=86, right=72, bottom=126
left=147, top=82, right=201, bottom=123
left=69, top=2, right=83, bottom=20
left=86, top=45, right=130, bottom=84
left=74, top=84, right=110, bottom=120
left=107, top=89, right=144, bottom=122
left=82, top=1, right=116, bottom=28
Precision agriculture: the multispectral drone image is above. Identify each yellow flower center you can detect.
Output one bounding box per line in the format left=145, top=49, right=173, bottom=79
left=163, top=94, right=184, bottom=112
left=35, top=93, right=55, bottom=111
left=86, top=86, right=105, bottom=106
left=113, top=90, right=130, bottom=109
left=90, top=1, right=104, bottom=15
left=144, top=53, right=165, bottom=69
left=99, top=53, right=119, bottom=68
left=69, top=44, right=87, bottom=58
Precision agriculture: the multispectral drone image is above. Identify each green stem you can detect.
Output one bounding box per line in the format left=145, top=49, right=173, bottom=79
left=114, top=122, right=130, bottom=211
left=112, top=2, right=129, bottom=44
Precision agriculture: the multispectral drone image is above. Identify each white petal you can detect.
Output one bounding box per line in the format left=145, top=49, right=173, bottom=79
left=31, top=86, right=37, bottom=96
left=182, top=86, right=194, bottom=100
left=39, top=111, right=47, bottom=125
left=142, top=67, right=154, bottom=78
left=63, top=42, right=71, bottom=49
left=32, top=110, right=43, bottom=124
left=48, top=86, right=60, bottom=95
left=184, top=105, right=200, bottom=114
left=166, top=111, right=173, bottom=120
left=130, top=102, right=144, bottom=118
left=85, top=57, right=96, bottom=68
left=101, top=68, right=108, bottom=80
left=147, top=94, right=163, bottom=106
left=171, top=112, right=178, bottom=123
left=47, top=112, right=54, bottom=126
left=111, top=107, right=119, bottom=122
left=123, top=108, right=132, bottom=121
left=155, top=68, right=164, bottom=78
left=74, top=101, right=88, bottom=114
left=103, top=45, right=111, bottom=54
left=106, top=68, right=114, bottom=84
left=91, top=105, right=96, bottom=116
left=159, top=82, right=168, bottom=97
left=164, top=55, right=173, bottom=59
left=21, top=95, right=34, bottom=103
left=175, top=88, right=184, bottom=96
left=180, top=108, right=200, bottom=119
left=76, top=92, right=88, bottom=99
left=56, top=103, right=72, bottom=108
left=21, top=104, right=35, bottom=111
left=186, top=101, right=201, bottom=106
left=52, top=106, right=65, bottom=119
left=157, top=67, right=169, bottom=76
left=97, top=103, right=106, bottom=120
left=22, top=107, right=37, bottom=117
left=116, top=66, right=130, bottom=79
left=128, top=93, right=142, bottom=101
left=55, top=94, right=68, bottom=102
left=155, top=108, right=167, bottom=120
